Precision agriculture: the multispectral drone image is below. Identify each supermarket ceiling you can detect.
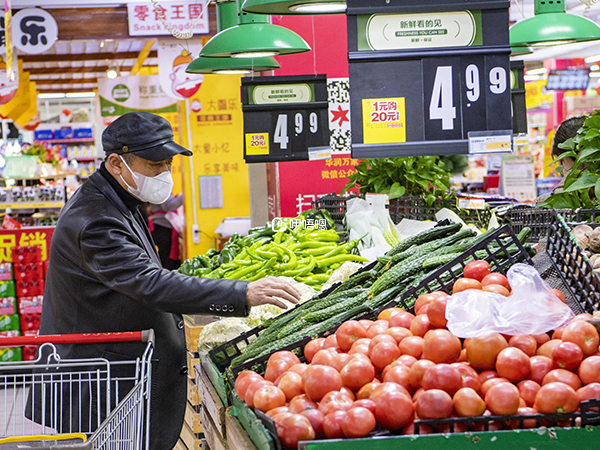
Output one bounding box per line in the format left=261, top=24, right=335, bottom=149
left=7, top=0, right=600, bottom=93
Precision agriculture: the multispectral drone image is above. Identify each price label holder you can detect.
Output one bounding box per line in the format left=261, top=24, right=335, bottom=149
left=346, top=0, right=512, bottom=158
left=468, top=130, right=513, bottom=155
left=457, top=198, right=486, bottom=210
left=241, top=74, right=331, bottom=163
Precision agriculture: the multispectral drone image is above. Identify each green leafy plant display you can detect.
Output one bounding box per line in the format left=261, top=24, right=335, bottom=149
left=341, top=157, right=453, bottom=205
left=538, top=112, right=600, bottom=209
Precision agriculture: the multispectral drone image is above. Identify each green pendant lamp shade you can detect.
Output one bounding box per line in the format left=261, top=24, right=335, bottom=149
left=241, top=0, right=346, bottom=15
left=186, top=1, right=280, bottom=75
left=510, top=0, right=600, bottom=47
left=200, top=0, right=311, bottom=58
left=511, top=45, right=533, bottom=56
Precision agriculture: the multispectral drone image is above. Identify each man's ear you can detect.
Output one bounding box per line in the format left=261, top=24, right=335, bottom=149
left=106, top=154, right=122, bottom=175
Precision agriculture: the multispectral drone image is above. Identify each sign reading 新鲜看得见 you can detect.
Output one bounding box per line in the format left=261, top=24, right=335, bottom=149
left=346, top=0, right=513, bottom=158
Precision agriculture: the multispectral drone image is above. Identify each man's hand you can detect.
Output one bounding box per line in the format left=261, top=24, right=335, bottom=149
left=247, top=276, right=301, bottom=310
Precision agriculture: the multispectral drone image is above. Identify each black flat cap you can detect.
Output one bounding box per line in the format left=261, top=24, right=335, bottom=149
left=102, top=111, right=192, bottom=161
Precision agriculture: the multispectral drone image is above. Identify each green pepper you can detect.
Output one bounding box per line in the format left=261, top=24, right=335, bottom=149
left=281, top=255, right=317, bottom=277
left=193, top=268, right=212, bottom=277
left=278, top=246, right=297, bottom=271
left=244, top=257, right=278, bottom=281
left=316, top=254, right=369, bottom=269
left=227, top=262, right=263, bottom=280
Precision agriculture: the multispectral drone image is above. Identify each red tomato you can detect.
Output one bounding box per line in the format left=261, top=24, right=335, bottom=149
left=463, top=260, right=491, bottom=282
left=427, top=297, right=448, bottom=328
left=579, top=356, right=600, bottom=385
left=378, top=307, right=406, bottom=322
left=318, top=391, right=354, bottom=416
left=485, top=382, right=520, bottom=415
left=509, top=335, right=537, bottom=357
left=288, top=396, right=318, bottom=414
left=234, top=372, right=264, bottom=400
left=340, top=386, right=355, bottom=401
left=335, top=320, right=367, bottom=352
left=480, top=377, right=510, bottom=397
left=451, top=362, right=482, bottom=392
left=422, top=364, right=462, bottom=396
left=408, top=360, right=435, bottom=390
left=352, top=399, right=376, bottom=415
left=562, top=321, right=600, bottom=357
left=254, top=386, right=286, bottom=414
left=277, top=372, right=304, bottom=402
left=349, top=338, right=371, bottom=356
left=265, top=359, right=294, bottom=383
left=512, top=407, right=539, bottom=429
left=356, top=380, right=381, bottom=400
left=369, top=382, right=410, bottom=400
left=382, top=364, right=412, bottom=393
left=552, top=341, right=584, bottom=371
left=496, top=347, right=531, bottom=383
left=300, top=409, right=325, bottom=439
left=366, top=320, right=390, bottom=338
left=399, top=336, right=424, bottom=359
left=478, top=370, right=498, bottom=384
left=311, top=348, right=338, bottom=367
left=481, top=273, right=511, bottom=290
left=529, top=355, right=554, bottom=385
left=422, top=329, right=461, bottom=364
left=517, top=380, right=541, bottom=407
left=341, top=356, right=375, bottom=391
left=368, top=334, right=397, bottom=355
left=269, top=350, right=301, bottom=366
left=532, top=333, right=551, bottom=346
left=386, top=327, right=413, bottom=344
left=453, top=387, right=486, bottom=417
left=342, top=407, right=377, bottom=438
left=272, top=412, right=294, bottom=425
left=359, top=320, right=373, bottom=331
left=330, top=353, right=353, bottom=373
left=288, top=363, right=308, bottom=377
left=395, top=354, right=418, bottom=368
left=323, top=334, right=340, bottom=350
left=415, top=293, right=440, bottom=314
left=482, top=284, right=511, bottom=296
left=466, top=333, right=508, bottom=370
left=409, top=314, right=432, bottom=337
left=304, top=338, right=326, bottom=363
left=276, top=414, right=315, bottom=450
left=373, top=390, right=414, bottom=430
left=577, top=382, right=600, bottom=405
left=245, top=380, right=273, bottom=409
left=303, top=365, right=343, bottom=402
left=416, top=303, right=430, bottom=316
left=322, top=411, right=346, bottom=439
left=370, top=341, right=401, bottom=371
left=552, top=326, right=566, bottom=340
left=389, top=311, right=415, bottom=329
left=266, top=406, right=289, bottom=420
left=458, top=348, right=468, bottom=362
left=543, top=369, right=582, bottom=391
left=573, top=313, right=594, bottom=321
left=415, top=389, right=453, bottom=419
left=452, top=278, right=483, bottom=293
left=552, top=288, right=566, bottom=303
left=534, top=382, right=579, bottom=414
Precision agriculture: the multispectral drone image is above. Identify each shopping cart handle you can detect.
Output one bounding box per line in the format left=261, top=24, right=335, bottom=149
left=0, top=329, right=155, bottom=347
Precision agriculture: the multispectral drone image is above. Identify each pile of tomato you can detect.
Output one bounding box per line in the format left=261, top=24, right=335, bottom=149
left=233, top=261, right=600, bottom=449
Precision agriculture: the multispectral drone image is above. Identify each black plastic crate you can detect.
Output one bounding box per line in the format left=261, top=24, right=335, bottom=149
left=546, top=211, right=600, bottom=314
left=311, top=193, right=357, bottom=225
left=223, top=225, right=532, bottom=381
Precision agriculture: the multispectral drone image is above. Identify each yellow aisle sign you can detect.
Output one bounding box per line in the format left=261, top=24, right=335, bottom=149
left=0, top=60, right=24, bottom=118
left=14, top=82, right=37, bottom=127
left=180, top=74, right=251, bottom=257
left=362, top=97, right=406, bottom=144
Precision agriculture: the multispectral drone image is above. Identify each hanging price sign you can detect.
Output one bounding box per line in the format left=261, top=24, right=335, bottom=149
left=346, top=0, right=513, bottom=158
left=241, top=74, right=331, bottom=163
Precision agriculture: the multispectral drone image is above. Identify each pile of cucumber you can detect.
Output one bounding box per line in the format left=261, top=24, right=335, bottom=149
left=230, top=223, right=533, bottom=368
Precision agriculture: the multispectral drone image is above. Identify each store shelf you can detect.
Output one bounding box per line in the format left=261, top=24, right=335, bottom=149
left=35, top=138, right=95, bottom=144
left=0, top=202, right=64, bottom=210
left=2, top=175, right=67, bottom=180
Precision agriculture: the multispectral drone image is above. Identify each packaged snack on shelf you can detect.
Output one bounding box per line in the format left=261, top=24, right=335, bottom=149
left=22, top=345, right=38, bottom=361
left=0, top=330, right=19, bottom=337
left=0, top=347, right=22, bottom=362
left=18, top=296, right=44, bottom=314
left=11, top=245, right=42, bottom=263
left=14, top=262, right=45, bottom=281
left=16, top=280, right=45, bottom=298
left=0, top=297, right=15, bottom=315
left=0, top=280, right=16, bottom=298
left=0, top=263, right=13, bottom=281
left=20, top=312, right=41, bottom=332
left=0, top=314, right=19, bottom=331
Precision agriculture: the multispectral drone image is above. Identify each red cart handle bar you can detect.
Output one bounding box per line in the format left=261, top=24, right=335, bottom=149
left=0, top=329, right=155, bottom=347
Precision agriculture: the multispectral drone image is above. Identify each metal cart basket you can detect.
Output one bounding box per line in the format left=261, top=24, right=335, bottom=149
left=0, top=330, right=154, bottom=449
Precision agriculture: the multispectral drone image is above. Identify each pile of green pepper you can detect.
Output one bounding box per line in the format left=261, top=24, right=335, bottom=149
left=178, top=210, right=368, bottom=288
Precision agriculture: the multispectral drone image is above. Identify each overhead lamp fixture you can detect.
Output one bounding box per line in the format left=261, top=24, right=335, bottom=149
left=241, top=0, right=346, bottom=15
left=106, top=62, right=120, bottom=79
left=187, top=1, right=281, bottom=74
left=524, top=75, right=544, bottom=81
left=591, top=65, right=600, bottom=71
left=526, top=67, right=547, bottom=76
left=200, top=0, right=311, bottom=58
left=65, top=92, right=96, bottom=98
left=585, top=54, right=600, bottom=63
left=510, top=0, right=600, bottom=47
left=590, top=72, right=600, bottom=78
left=38, top=93, right=66, bottom=99
left=511, top=45, right=533, bottom=57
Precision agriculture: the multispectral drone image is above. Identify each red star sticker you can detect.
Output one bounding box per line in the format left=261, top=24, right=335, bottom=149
left=331, top=105, right=349, bottom=127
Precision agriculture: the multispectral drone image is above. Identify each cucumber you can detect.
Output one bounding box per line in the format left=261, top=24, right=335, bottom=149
left=304, top=291, right=370, bottom=324
left=328, top=270, right=377, bottom=296
left=386, top=223, right=462, bottom=258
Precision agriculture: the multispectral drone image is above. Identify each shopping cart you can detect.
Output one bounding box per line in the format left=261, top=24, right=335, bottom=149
left=0, top=330, right=154, bottom=449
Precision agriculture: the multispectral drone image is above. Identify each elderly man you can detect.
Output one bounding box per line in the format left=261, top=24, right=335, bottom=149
left=33, top=112, right=299, bottom=449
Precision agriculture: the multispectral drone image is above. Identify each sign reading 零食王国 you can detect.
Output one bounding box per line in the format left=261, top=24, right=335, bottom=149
left=346, top=0, right=513, bottom=158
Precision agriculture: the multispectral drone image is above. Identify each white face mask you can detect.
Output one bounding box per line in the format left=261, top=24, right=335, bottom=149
left=119, top=156, right=174, bottom=204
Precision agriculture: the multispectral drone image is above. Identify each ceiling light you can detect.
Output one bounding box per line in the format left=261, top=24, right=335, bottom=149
left=591, top=65, right=600, bottom=71
left=187, top=1, right=281, bottom=74
left=106, top=62, right=120, bottom=79
left=526, top=67, right=547, bottom=76
left=585, top=54, right=600, bottom=63
left=510, top=0, right=600, bottom=47
left=38, top=93, right=66, bottom=99
left=65, top=92, right=96, bottom=98
left=242, top=0, right=346, bottom=15
left=590, top=72, right=600, bottom=77
left=524, top=75, right=544, bottom=81
left=200, top=0, right=310, bottom=58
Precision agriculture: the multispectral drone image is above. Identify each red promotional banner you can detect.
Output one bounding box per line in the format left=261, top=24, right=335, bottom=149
left=0, top=227, right=54, bottom=264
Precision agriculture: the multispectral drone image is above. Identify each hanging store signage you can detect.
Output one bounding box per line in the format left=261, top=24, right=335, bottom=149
left=346, top=0, right=513, bottom=158
left=12, top=8, right=57, bottom=55
left=510, top=59, right=527, bottom=135
left=241, top=74, right=331, bottom=163
left=127, top=1, right=209, bottom=36
left=157, top=38, right=204, bottom=100
left=546, top=68, right=590, bottom=91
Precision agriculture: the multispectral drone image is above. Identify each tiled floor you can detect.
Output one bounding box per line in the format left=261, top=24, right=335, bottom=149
left=1, top=386, right=54, bottom=439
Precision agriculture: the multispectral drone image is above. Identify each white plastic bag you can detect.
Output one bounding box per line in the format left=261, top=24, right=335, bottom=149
left=446, top=263, right=574, bottom=338
left=346, top=197, right=397, bottom=261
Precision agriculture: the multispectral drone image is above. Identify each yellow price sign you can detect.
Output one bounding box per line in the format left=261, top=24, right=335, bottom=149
left=362, top=97, right=406, bottom=144
left=245, top=133, right=269, bottom=155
